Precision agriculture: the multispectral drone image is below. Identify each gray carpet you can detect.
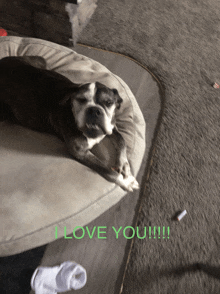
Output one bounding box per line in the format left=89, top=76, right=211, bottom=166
left=78, top=1, right=220, bottom=293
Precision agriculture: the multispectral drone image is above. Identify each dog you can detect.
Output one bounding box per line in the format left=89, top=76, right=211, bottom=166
left=0, top=56, right=139, bottom=192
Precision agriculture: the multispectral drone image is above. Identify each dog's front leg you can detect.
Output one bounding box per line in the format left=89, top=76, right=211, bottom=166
left=109, top=128, right=131, bottom=177
left=64, top=135, right=138, bottom=192
left=107, top=128, right=139, bottom=191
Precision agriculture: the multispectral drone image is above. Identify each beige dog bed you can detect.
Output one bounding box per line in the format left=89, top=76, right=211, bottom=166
left=0, top=36, right=146, bottom=256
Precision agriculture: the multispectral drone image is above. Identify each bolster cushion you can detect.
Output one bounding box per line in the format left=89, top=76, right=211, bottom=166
left=0, top=36, right=146, bottom=256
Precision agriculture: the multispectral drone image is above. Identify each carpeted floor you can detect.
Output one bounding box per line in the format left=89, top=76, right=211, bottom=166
left=78, top=1, right=220, bottom=293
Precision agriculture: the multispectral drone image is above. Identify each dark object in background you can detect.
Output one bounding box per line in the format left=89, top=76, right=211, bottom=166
left=0, top=245, right=47, bottom=294
left=0, top=0, right=97, bottom=46
left=60, top=0, right=82, bottom=3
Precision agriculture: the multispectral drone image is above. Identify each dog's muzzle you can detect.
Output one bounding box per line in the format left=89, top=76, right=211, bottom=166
left=84, top=106, right=106, bottom=138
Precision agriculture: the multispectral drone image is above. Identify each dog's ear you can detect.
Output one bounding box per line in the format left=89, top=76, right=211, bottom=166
left=113, top=89, right=123, bottom=109
left=59, top=85, right=81, bottom=106
left=59, top=93, right=71, bottom=106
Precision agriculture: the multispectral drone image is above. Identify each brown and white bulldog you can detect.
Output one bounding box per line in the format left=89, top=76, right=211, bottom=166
left=0, top=56, right=139, bottom=192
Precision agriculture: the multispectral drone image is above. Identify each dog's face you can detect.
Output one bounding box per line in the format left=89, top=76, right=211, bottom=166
left=64, top=82, right=123, bottom=139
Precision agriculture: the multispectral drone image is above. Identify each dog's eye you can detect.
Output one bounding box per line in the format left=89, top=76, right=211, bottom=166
left=77, top=98, right=87, bottom=104
left=105, top=101, right=114, bottom=107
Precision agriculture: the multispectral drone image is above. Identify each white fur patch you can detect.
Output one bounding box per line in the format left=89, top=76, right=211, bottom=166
left=102, top=104, right=116, bottom=135
left=86, top=135, right=105, bottom=149
left=88, top=83, right=96, bottom=99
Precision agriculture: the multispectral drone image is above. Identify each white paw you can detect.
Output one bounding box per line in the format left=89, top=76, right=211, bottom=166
left=114, top=160, right=131, bottom=178
left=116, top=174, right=139, bottom=192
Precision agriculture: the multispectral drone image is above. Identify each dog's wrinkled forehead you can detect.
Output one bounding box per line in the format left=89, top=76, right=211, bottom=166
left=78, top=83, right=96, bottom=101
left=75, top=82, right=121, bottom=106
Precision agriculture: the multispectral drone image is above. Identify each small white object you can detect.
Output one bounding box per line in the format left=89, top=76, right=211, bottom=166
left=177, top=210, right=187, bottom=221
left=213, top=82, right=219, bottom=89
left=31, top=261, right=87, bottom=294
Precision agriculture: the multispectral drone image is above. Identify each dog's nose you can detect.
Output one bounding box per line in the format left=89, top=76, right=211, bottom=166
left=87, top=107, right=103, bottom=117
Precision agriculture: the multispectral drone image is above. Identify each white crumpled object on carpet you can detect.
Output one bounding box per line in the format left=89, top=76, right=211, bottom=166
left=31, top=261, right=87, bottom=293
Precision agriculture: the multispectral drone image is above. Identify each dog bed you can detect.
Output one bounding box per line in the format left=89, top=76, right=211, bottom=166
left=0, top=36, right=146, bottom=256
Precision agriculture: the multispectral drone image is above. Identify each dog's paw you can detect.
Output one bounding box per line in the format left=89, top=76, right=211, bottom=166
left=113, top=160, right=131, bottom=178
left=116, top=174, right=139, bottom=192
